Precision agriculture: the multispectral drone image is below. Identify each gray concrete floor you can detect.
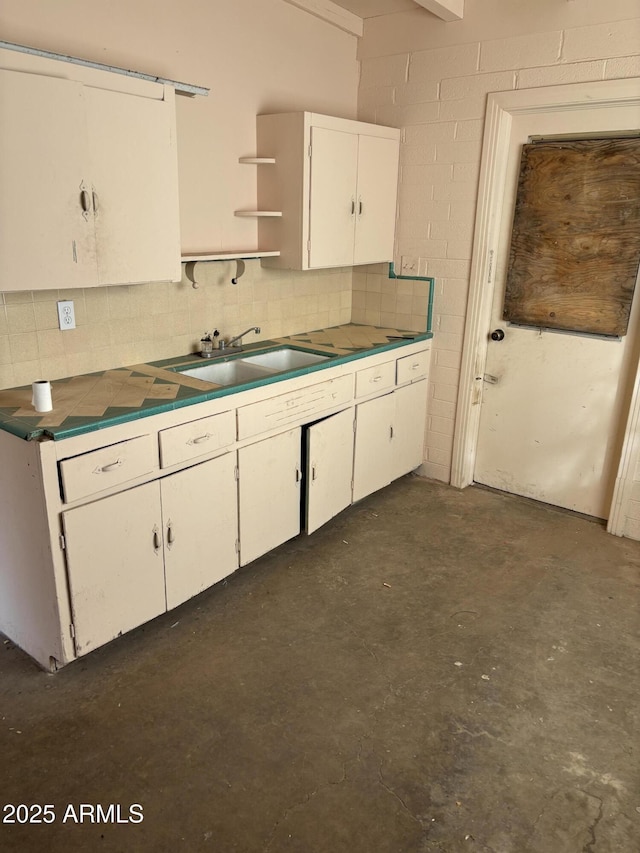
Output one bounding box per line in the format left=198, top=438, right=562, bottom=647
left=1, top=476, right=639, bottom=852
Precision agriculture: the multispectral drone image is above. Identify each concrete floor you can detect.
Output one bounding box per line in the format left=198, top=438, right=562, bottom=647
left=1, top=476, right=639, bottom=852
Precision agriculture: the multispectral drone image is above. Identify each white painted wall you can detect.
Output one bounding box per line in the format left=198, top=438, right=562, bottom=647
left=355, top=0, right=640, bottom=485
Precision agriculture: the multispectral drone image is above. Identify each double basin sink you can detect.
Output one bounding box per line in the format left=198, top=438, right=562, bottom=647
left=177, top=347, right=330, bottom=387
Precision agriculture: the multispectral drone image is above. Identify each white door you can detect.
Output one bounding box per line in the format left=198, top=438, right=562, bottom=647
left=238, top=428, right=301, bottom=566
left=62, top=482, right=166, bottom=656
left=162, top=454, right=238, bottom=610
left=305, top=409, right=354, bottom=534
left=353, top=134, right=399, bottom=265
left=475, top=104, right=640, bottom=518
left=353, top=392, right=395, bottom=502
left=308, top=127, right=358, bottom=268
left=0, top=70, right=97, bottom=291
left=84, top=85, right=181, bottom=285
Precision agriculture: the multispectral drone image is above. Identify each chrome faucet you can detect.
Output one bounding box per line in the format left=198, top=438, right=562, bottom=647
left=219, top=326, right=261, bottom=351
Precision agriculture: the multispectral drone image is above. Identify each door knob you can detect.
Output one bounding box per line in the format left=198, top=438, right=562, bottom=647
left=491, top=329, right=505, bottom=341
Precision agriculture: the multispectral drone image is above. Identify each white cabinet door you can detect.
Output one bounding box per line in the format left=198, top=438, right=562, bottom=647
left=162, top=454, right=238, bottom=610
left=354, top=135, right=400, bottom=265
left=84, top=85, right=181, bottom=286
left=0, top=70, right=98, bottom=291
left=353, top=392, right=395, bottom=502
left=306, top=409, right=355, bottom=534
left=238, top=428, right=301, bottom=566
left=391, top=379, right=427, bottom=481
left=308, top=127, right=358, bottom=269
left=62, top=482, right=166, bottom=656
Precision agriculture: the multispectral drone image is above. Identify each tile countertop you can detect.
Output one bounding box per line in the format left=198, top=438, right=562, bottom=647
left=0, top=324, right=432, bottom=442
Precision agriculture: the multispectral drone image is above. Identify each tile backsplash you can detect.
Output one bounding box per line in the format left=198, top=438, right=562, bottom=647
left=351, top=263, right=430, bottom=332
left=0, top=261, right=353, bottom=389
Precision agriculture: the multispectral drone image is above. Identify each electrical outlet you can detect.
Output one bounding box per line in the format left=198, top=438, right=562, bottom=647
left=57, top=300, right=76, bottom=330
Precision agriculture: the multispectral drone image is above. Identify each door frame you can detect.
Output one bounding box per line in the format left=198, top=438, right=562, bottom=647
left=450, top=78, right=640, bottom=535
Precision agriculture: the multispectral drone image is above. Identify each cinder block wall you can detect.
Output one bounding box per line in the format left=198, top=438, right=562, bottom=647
left=354, top=3, right=640, bottom=483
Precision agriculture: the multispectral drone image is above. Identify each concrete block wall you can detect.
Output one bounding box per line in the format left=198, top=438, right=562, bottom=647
left=355, top=5, right=640, bottom=483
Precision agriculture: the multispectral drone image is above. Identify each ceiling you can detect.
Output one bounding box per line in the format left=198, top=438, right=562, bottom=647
left=328, top=0, right=419, bottom=16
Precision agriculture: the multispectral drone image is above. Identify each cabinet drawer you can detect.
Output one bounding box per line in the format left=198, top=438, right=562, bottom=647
left=60, top=434, right=158, bottom=503
left=396, top=349, right=430, bottom=385
left=238, top=375, right=352, bottom=440
left=159, top=410, right=235, bottom=468
left=355, top=360, right=395, bottom=399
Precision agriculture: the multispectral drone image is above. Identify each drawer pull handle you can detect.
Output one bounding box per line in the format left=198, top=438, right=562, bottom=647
left=190, top=433, right=213, bottom=445
left=372, top=375, right=382, bottom=383
left=96, top=458, right=123, bottom=474
left=312, top=466, right=317, bottom=481
left=390, top=425, right=394, bottom=439
left=167, top=522, right=175, bottom=545
left=295, top=468, right=301, bottom=483
left=411, top=363, right=420, bottom=370
left=153, top=528, right=161, bottom=551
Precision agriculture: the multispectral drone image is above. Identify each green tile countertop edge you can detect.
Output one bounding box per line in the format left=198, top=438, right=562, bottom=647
left=0, top=325, right=433, bottom=442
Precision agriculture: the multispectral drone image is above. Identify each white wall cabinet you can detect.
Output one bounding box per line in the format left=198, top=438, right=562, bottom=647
left=0, top=339, right=430, bottom=670
left=255, top=112, right=400, bottom=270
left=0, top=68, right=181, bottom=291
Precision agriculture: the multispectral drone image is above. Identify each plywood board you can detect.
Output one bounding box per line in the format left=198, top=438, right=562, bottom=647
left=504, top=138, right=640, bottom=337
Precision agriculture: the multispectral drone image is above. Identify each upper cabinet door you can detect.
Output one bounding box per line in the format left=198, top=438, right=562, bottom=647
left=353, top=135, right=399, bottom=266
left=84, top=86, right=182, bottom=286
left=308, top=127, right=358, bottom=269
left=0, top=70, right=98, bottom=291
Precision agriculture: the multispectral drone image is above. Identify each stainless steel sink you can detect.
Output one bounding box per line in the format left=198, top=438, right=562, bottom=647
left=180, top=360, right=270, bottom=386
left=241, top=348, right=329, bottom=371
left=178, top=347, right=330, bottom=386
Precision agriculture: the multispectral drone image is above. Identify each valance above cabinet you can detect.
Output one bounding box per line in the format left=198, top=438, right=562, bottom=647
left=0, top=68, right=181, bottom=291
left=255, top=112, right=400, bottom=271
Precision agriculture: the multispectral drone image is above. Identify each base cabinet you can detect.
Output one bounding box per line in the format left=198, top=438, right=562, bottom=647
left=63, top=481, right=166, bottom=656
left=162, top=454, right=238, bottom=610
left=305, top=409, right=355, bottom=534
left=353, top=379, right=428, bottom=503
left=238, top=428, right=302, bottom=566
left=63, top=454, right=238, bottom=656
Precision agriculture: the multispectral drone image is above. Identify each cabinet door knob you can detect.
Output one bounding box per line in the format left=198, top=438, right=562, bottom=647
left=491, top=328, right=505, bottom=342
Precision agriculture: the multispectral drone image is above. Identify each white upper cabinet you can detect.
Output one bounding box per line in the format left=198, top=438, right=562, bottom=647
left=256, top=112, right=400, bottom=271
left=0, top=68, right=181, bottom=291
left=0, top=70, right=98, bottom=290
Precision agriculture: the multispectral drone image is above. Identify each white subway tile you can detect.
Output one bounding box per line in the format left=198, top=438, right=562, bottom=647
left=427, top=446, right=452, bottom=466
left=397, top=196, right=450, bottom=223
left=397, top=238, right=448, bottom=259
left=433, top=181, right=478, bottom=202
left=450, top=200, right=478, bottom=223
left=432, top=381, right=459, bottom=403
left=402, top=162, right=453, bottom=185
left=422, top=258, right=471, bottom=280
left=480, top=31, right=562, bottom=72
left=517, top=60, right=604, bottom=89
left=446, top=240, right=474, bottom=261
left=441, top=70, right=515, bottom=101
left=409, top=43, right=480, bottom=81
left=563, top=19, right=640, bottom=63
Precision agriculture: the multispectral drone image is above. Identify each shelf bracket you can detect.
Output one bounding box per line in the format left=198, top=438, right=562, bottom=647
left=231, top=260, right=246, bottom=286
left=185, top=261, right=199, bottom=289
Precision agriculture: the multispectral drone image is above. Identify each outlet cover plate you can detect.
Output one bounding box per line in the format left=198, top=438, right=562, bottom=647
left=57, top=300, right=76, bottom=330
